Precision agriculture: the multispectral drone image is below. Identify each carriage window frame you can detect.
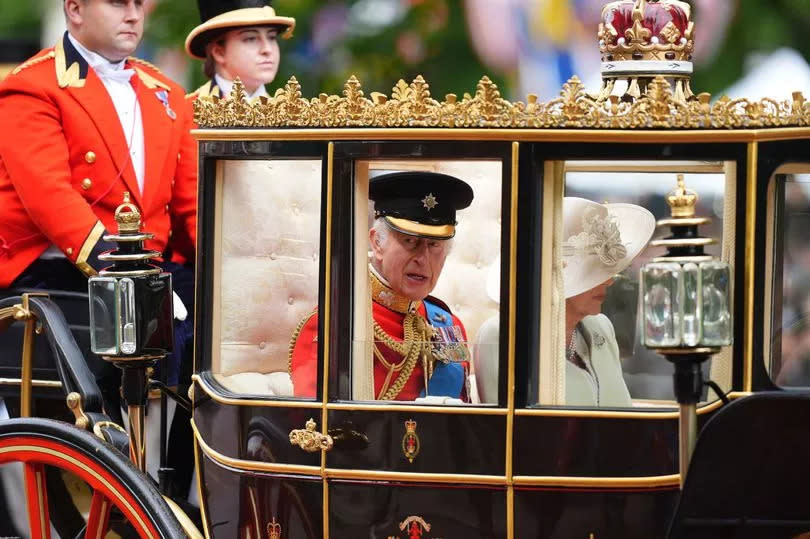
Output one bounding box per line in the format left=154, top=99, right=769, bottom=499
left=343, top=157, right=506, bottom=406
left=532, top=159, right=737, bottom=411
left=764, top=164, right=810, bottom=390
left=323, top=141, right=516, bottom=408
left=195, top=144, right=330, bottom=402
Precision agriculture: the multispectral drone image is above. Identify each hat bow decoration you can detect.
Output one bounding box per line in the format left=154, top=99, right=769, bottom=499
left=563, top=208, right=628, bottom=267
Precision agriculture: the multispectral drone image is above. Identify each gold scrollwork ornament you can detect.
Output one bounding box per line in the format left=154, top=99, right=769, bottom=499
left=193, top=73, right=810, bottom=130
left=289, top=418, right=334, bottom=453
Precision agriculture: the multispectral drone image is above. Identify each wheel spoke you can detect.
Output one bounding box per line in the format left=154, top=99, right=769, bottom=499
left=24, top=462, right=51, bottom=539
left=84, top=490, right=111, bottom=539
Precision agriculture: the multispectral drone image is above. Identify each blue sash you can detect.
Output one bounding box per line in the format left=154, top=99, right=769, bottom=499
left=420, top=300, right=466, bottom=398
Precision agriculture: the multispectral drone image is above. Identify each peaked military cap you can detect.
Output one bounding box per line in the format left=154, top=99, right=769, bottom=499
left=370, top=171, right=474, bottom=239
left=185, top=0, right=295, bottom=60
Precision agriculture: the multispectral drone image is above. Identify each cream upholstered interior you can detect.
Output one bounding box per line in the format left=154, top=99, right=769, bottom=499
left=213, top=158, right=502, bottom=397
left=212, top=159, right=321, bottom=396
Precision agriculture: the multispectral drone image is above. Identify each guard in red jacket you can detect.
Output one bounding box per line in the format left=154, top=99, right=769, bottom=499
left=289, top=172, right=475, bottom=401
left=0, top=1, right=197, bottom=291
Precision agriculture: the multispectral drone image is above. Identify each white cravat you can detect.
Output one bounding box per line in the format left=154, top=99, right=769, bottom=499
left=68, top=33, right=145, bottom=195
left=214, top=74, right=269, bottom=99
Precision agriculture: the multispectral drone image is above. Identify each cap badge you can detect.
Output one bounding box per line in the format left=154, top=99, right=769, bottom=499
left=421, top=193, right=438, bottom=211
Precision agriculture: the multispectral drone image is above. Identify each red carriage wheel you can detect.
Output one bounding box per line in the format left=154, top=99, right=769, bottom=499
left=0, top=417, right=184, bottom=539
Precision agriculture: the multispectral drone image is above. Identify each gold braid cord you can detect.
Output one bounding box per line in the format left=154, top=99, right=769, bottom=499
left=374, top=313, right=434, bottom=401
left=194, top=74, right=810, bottom=130
left=287, top=309, right=317, bottom=377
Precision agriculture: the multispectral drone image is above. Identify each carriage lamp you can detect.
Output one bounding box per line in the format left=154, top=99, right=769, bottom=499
left=88, top=192, right=173, bottom=471
left=640, top=175, right=732, bottom=487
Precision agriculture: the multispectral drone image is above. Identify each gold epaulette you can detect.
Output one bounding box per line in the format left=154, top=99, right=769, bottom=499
left=11, top=51, right=55, bottom=76
left=127, top=56, right=162, bottom=73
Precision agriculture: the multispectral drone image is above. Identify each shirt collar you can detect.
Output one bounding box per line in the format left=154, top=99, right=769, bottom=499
left=67, top=32, right=128, bottom=72
left=214, top=73, right=269, bottom=99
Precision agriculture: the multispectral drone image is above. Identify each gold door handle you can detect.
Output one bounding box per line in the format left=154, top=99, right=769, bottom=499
left=289, top=418, right=334, bottom=452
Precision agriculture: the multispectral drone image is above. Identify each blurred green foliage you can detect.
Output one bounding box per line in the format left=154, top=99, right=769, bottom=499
left=0, top=0, right=44, bottom=38
left=692, top=0, right=810, bottom=95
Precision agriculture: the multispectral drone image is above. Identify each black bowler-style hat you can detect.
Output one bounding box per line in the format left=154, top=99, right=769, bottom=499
left=370, top=171, right=474, bottom=239
left=185, top=0, right=295, bottom=60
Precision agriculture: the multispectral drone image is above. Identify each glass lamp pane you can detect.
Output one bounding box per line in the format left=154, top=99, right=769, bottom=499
left=89, top=277, right=120, bottom=355
left=682, top=262, right=702, bottom=346
left=700, top=261, right=732, bottom=346
left=641, top=262, right=682, bottom=347
left=119, top=278, right=137, bottom=354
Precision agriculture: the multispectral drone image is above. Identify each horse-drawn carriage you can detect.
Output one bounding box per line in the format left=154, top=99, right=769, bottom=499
left=5, top=1, right=810, bottom=537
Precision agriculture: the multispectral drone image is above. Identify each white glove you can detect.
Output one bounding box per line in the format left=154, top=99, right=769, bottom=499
left=172, top=291, right=188, bottom=321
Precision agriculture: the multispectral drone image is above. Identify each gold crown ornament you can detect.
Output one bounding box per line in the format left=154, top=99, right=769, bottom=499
left=113, top=192, right=143, bottom=234
left=666, top=174, right=698, bottom=218
left=597, top=0, right=695, bottom=103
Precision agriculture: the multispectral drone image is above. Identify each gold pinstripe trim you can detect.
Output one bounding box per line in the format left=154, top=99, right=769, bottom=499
left=744, top=142, right=758, bottom=392
left=76, top=221, right=106, bottom=277
left=512, top=474, right=680, bottom=488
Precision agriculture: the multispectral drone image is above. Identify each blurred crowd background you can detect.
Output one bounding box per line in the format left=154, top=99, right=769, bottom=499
left=4, top=0, right=810, bottom=100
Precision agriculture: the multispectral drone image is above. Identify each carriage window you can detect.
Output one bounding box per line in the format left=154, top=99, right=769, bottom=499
left=212, top=159, right=321, bottom=398
left=344, top=160, right=502, bottom=404
left=769, top=172, right=810, bottom=388
left=538, top=161, right=733, bottom=408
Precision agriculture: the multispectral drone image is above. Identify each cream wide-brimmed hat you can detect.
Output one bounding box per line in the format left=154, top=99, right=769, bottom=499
left=562, top=197, right=655, bottom=298
left=483, top=197, right=655, bottom=304
left=185, top=1, right=295, bottom=60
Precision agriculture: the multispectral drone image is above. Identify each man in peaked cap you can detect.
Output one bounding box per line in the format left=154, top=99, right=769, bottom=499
left=185, top=0, right=295, bottom=100
left=290, top=171, right=475, bottom=401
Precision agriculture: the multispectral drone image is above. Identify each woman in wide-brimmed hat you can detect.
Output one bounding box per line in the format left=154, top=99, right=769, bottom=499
left=473, top=197, right=655, bottom=407
left=561, top=197, right=655, bottom=407
left=185, top=0, right=295, bottom=100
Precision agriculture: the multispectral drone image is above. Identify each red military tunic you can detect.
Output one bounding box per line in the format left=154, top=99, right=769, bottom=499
left=0, top=34, right=197, bottom=286
left=289, top=276, right=469, bottom=400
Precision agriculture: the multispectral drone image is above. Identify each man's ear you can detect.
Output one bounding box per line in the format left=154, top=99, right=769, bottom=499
left=64, top=0, right=83, bottom=26
left=369, top=228, right=384, bottom=262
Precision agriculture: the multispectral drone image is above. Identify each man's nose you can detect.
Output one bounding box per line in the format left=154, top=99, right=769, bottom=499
left=124, top=1, right=142, bottom=22
left=411, top=241, right=428, bottom=262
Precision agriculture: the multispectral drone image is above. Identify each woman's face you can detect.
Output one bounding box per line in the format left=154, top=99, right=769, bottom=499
left=566, top=278, right=614, bottom=322
left=211, top=26, right=280, bottom=92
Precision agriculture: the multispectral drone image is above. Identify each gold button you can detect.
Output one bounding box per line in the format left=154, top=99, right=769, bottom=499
left=177, top=153, right=181, bottom=162
left=168, top=229, right=173, bottom=238
left=66, top=247, right=73, bottom=256
left=171, top=180, right=175, bottom=188
left=85, top=151, right=96, bottom=164
left=81, top=178, right=92, bottom=190
left=164, top=204, right=169, bottom=213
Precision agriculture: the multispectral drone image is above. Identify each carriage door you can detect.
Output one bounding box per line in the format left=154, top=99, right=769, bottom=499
left=191, top=140, right=331, bottom=539
left=320, top=140, right=514, bottom=539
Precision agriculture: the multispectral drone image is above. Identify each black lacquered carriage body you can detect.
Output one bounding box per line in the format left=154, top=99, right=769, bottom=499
left=185, top=74, right=810, bottom=539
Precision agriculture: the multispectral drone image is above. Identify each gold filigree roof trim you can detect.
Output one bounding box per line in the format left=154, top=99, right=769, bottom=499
left=193, top=75, right=810, bottom=130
